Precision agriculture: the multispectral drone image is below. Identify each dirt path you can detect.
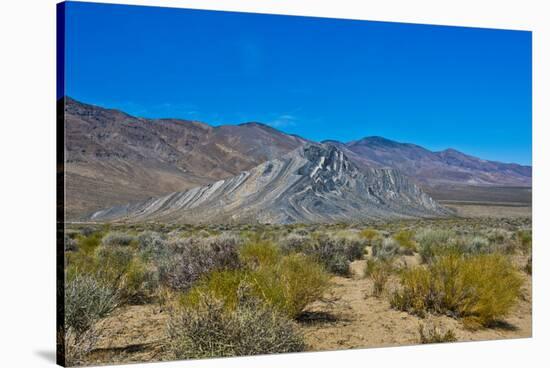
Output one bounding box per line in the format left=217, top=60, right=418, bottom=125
left=300, top=259, right=532, bottom=351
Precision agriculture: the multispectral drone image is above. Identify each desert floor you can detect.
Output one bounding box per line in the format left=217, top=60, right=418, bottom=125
left=85, top=254, right=531, bottom=365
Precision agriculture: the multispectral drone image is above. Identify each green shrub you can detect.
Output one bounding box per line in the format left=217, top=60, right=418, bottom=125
left=394, top=230, right=416, bottom=254
left=182, top=253, right=329, bottom=319
left=391, top=253, right=523, bottom=328
left=360, top=228, right=379, bottom=244
left=239, top=241, right=281, bottom=268
left=167, top=288, right=305, bottom=359
left=67, top=244, right=154, bottom=304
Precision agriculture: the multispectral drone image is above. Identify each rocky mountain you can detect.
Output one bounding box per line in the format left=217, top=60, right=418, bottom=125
left=64, top=97, right=307, bottom=218
left=64, top=98, right=531, bottom=220
left=88, top=144, right=450, bottom=224
left=341, top=136, right=531, bottom=188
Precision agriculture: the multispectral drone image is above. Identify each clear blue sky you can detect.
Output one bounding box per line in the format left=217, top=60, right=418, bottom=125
left=62, top=2, right=532, bottom=165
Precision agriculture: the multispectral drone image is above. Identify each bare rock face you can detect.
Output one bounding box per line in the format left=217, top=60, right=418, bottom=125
left=89, top=144, right=450, bottom=224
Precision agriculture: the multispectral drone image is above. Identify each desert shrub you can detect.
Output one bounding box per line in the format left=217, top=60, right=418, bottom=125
left=390, top=253, right=523, bottom=328
left=372, top=238, right=400, bottom=262
left=65, top=274, right=119, bottom=336
left=159, top=235, right=240, bottom=291
left=76, top=231, right=103, bottom=254
left=101, top=231, right=136, bottom=247
left=137, top=231, right=167, bottom=261
left=415, top=229, right=455, bottom=263
left=167, top=288, right=305, bottom=359
left=182, top=253, right=329, bottom=319
left=304, top=235, right=363, bottom=276
left=394, top=230, right=416, bottom=254
left=461, top=236, right=492, bottom=255
left=239, top=241, right=281, bottom=268
left=364, top=259, right=392, bottom=297
left=486, top=228, right=513, bottom=244
left=68, top=244, right=155, bottom=304
left=280, top=233, right=311, bottom=254
left=418, top=322, right=457, bottom=344
left=360, top=228, right=379, bottom=245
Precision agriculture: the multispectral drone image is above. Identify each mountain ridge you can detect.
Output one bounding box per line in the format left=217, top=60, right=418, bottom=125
left=62, top=97, right=531, bottom=219
left=88, top=143, right=450, bottom=224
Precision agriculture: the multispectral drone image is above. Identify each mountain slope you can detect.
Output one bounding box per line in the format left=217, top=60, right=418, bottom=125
left=343, top=136, right=531, bottom=187
left=88, top=144, right=450, bottom=224
left=64, top=97, right=307, bottom=218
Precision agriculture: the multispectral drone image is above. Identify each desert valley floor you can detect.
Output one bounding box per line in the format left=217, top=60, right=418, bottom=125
left=64, top=202, right=532, bottom=366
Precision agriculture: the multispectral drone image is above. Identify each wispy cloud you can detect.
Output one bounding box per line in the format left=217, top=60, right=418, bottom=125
left=268, top=114, right=297, bottom=128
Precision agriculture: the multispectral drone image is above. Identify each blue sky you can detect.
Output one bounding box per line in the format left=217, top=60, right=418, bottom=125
left=62, top=2, right=532, bottom=165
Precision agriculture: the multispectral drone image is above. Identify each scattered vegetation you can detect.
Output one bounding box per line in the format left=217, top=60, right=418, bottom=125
left=390, top=253, right=523, bottom=328
left=182, top=242, right=330, bottom=319
left=158, top=235, right=241, bottom=291
left=64, top=217, right=531, bottom=364
left=167, top=286, right=305, bottom=359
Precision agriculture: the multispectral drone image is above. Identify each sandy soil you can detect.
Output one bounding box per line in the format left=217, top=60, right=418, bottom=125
left=301, top=259, right=531, bottom=351
left=84, top=259, right=531, bottom=365
left=443, top=203, right=531, bottom=218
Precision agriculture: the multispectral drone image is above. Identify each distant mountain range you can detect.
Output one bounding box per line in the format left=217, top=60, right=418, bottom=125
left=89, top=144, right=449, bottom=224
left=63, top=97, right=531, bottom=221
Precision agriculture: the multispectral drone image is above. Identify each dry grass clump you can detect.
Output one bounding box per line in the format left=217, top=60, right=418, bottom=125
left=391, top=253, right=523, bottom=328
left=364, top=259, right=393, bottom=297
left=167, top=286, right=305, bottom=359
left=418, top=321, right=457, bottom=344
